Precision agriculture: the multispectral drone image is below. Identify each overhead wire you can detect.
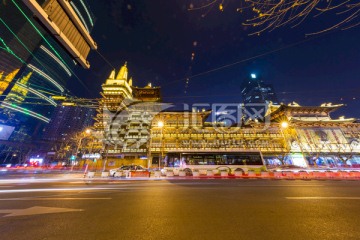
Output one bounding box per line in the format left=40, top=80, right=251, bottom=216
left=162, top=29, right=337, bottom=88
left=95, top=49, right=116, bottom=70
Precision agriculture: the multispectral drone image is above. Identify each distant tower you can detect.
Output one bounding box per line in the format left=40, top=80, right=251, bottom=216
left=240, top=73, right=278, bottom=105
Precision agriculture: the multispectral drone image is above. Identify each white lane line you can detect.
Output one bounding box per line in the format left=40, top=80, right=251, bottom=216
left=0, top=197, right=112, bottom=201
left=286, top=197, right=360, bottom=200
left=68, top=182, right=92, bottom=184
left=0, top=187, right=123, bottom=194
left=0, top=178, right=79, bottom=184
left=238, top=185, right=324, bottom=187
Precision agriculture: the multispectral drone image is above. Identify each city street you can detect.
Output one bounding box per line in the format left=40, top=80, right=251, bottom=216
left=0, top=175, right=359, bottom=240
left=2, top=1, right=360, bottom=239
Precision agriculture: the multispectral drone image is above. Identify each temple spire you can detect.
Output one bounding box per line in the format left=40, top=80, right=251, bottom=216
left=108, top=69, right=115, bottom=79
left=116, top=61, right=128, bottom=80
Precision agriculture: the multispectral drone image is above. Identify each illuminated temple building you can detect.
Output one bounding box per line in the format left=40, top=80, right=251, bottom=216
left=91, top=65, right=360, bottom=169
left=150, top=103, right=360, bottom=168
left=92, top=63, right=162, bottom=167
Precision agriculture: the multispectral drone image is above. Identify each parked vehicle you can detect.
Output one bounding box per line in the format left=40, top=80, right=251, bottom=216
left=110, top=165, right=148, bottom=177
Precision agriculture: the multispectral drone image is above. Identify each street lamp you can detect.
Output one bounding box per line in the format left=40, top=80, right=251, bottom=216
left=279, top=121, right=307, bottom=167
left=279, top=121, right=290, bottom=166
left=157, top=121, right=164, bottom=169
left=281, top=121, right=289, bottom=129
left=157, top=121, right=164, bottom=128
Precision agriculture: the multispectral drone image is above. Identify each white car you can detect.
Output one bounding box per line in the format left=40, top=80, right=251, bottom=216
left=109, top=165, right=147, bottom=177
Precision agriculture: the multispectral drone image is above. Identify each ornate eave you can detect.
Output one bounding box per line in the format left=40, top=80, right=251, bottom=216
left=289, top=118, right=357, bottom=128
left=268, top=104, right=344, bottom=121
left=158, top=110, right=212, bottom=119
left=291, top=118, right=355, bottom=123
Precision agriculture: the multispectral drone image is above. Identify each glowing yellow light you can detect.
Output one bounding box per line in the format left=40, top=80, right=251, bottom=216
left=157, top=121, right=164, bottom=128
left=219, top=4, right=224, bottom=11
left=51, top=96, right=67, bottom=100
left=281, top=122, right=289, bottom=129
left=62, top=102, right=76, bottom=106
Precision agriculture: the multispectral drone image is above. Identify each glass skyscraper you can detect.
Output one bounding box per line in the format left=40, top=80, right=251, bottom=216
left=240, top=74, right=279, bottom=105
left=0, top=0, right=96, bottom=162
left=0, top=0, right=95, bottom=131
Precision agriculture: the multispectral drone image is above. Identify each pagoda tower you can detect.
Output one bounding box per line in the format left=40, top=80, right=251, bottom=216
left=91, top=62, right=162, bottom=168
left=92, top=62, right=133, bottom=161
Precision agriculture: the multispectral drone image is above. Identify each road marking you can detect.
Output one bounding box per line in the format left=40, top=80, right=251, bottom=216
left=0, top=197, right=111, bottom=201
left=0, top=187, right=121, bottom=194
left=238, top=185, right=323, bottom=187
left=286, top=197, right=360, bottom=200
left=0, top=206, right=83, bottom=217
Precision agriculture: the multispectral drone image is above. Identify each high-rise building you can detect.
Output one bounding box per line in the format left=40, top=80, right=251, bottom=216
left=42, top=105, right=95, bottom=142
left=0, top=0, right=96, bottom=133
left=0, top=0, right=96, bottom=162
left=240, top=73, right=279, bottom=105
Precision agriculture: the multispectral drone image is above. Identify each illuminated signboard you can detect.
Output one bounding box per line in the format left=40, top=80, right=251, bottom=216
left=82, top=153, right=101, bottom=159
left=132, top=87, right=161, bottom=101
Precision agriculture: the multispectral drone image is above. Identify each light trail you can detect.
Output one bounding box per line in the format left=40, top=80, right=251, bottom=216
left=0, top=197, right=112, bottom=200
left=286, top=197, right=360, bottom=200
left=0, top=187, right=122, bottom=194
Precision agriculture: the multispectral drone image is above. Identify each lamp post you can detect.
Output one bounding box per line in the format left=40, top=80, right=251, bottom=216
left=279, top=121, right=290, bottom=165
left=280, top=121, right=307, bottom=167
left=102, top=144, right=108, bottom=172
left=158, top=121, right=164, bottom=170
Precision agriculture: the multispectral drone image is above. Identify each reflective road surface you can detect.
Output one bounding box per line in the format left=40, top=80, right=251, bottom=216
left=0, top=176, right=359, bottom=240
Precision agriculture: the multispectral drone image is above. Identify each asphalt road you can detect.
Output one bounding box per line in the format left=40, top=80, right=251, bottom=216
left=0, top=176, right=359, bottom=240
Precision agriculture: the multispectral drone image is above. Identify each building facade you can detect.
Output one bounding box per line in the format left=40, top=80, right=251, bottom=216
left=148, top=103, right=360, bottom=169
left=91, top=63, right=163, bottom=168
left=87, top=68, right=360, bottom=170
left=0, top=0, right=96, bottom=128
left=42, top=105, right=95, bottom=142
left=0, top=0, right=96, bottom=162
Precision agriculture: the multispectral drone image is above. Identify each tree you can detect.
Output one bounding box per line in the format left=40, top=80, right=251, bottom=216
left=189, top=0, right=360, bottom=35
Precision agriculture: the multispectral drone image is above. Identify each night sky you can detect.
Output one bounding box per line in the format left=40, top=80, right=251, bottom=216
left=68, top=0, right=360, bottom=118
